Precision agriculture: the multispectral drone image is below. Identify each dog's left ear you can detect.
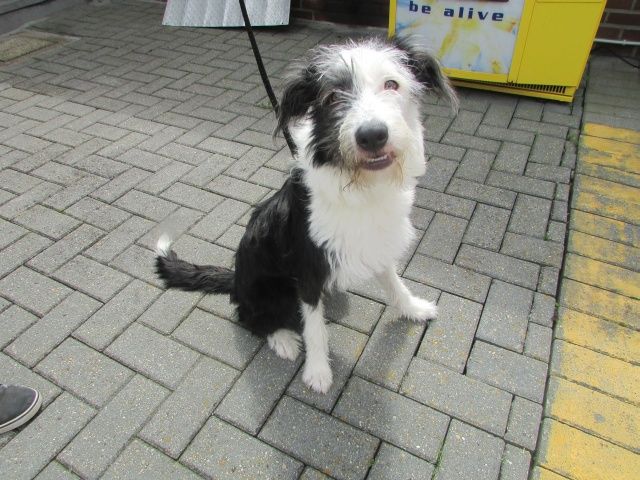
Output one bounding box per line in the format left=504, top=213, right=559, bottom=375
left=392, top=37, right=459, bottom=112
left=275, top=66, right=319, bottom=138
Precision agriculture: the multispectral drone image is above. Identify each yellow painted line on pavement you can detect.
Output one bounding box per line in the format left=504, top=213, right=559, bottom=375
left=570, top=210, right=640, bottom=247
left=583, top=123, right=640, bottom=145
left=547, top=376, right=640, bottom=452
left=576, top=175, right=640, bottom=206
left=531, top=466, right=570, bottom=480
left=556, top=307, right=640, bottom=364
left=551, top=340, right=640, bottom=405
left=573, top=189, right=640, bottom=226
left=582, top=135, right=640, bottom=157
left=539, top=419, right=640, bottom=480
left=539, top=122, right=640, bottom=480
left=568, top=230, right=639, bottom=270
left=560, top=279, right=640, bottom=330
left=581, top=132, right=640, bottom=175
left=564, top=253, right=640, bottom=299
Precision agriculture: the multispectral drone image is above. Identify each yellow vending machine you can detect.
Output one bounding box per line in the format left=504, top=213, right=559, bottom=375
left=389, top=0, right=607, bottom=102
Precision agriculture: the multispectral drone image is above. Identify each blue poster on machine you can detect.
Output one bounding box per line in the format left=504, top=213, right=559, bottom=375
left=392, top=0, right=526, bottom=75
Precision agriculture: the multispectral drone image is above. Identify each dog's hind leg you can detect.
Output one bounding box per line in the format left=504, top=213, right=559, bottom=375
left=378, top=266, right=438, bottom=322
left=300, top=301, right=333, bottom=394
left=267, top=329, right=301, bottom=360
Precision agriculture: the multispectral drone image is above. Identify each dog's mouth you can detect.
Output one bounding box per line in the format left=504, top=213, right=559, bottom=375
left=360, top=152, right=394, bottom=171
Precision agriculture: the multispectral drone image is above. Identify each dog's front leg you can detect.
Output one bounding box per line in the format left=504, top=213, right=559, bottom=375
left=378, top=266, right=438, bottom=322
left=301, top=301, right=333, bottom=394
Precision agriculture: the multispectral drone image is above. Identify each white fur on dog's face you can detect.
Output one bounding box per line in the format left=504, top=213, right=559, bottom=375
left=278, top=38, right=457, bottom=188
left=331, top=43, right=427, bottom=178
left=300, top=41, right=427, bottom=180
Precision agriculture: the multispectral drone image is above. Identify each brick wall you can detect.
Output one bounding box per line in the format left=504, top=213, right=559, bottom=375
left=597, top=0, right=640, bottom=58
left=290, top=0, right=388, bottom=26
left=291, top=0, right=640, bottom=58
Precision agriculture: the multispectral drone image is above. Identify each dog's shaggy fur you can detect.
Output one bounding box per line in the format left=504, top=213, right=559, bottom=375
left=156, top=37, right=457, bottom=393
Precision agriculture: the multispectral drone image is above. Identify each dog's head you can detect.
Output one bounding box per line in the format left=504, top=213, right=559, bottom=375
left=276, top=37, right=457, bottom=182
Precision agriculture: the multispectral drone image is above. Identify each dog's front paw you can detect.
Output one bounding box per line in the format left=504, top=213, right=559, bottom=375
left=302, top=360, right=333, bottom=394
left=401, top=296, right=438, bottom=323
left=267, top=329, right=301, bottom=361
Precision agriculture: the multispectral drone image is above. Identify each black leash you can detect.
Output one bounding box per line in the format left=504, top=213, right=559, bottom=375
left=238, top=0, right=297, bottom=156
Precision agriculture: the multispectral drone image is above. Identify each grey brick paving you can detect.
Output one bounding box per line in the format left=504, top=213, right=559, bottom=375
left=28, top=224, right=103, bottom=274
left=501, top=445, right=531, bottom=480
left=58, top=375, right=168, bottom=480
left=189, top=197, right=251, bottom=241
left=0, top=181, right=62, bottom=219
left=455, top=149, right=495, bottom=182
left=137, top=288, right=203, bottom=334
left=0, top=305, right=38, bottom=348
left=476, top=281, right=534, bottom=353
left=504, top=395, right=543, bottom=451
left=289, top=323, right=367, bottom=411
left=106, top=322, right=199, bottom=389
left=417, top=212, right=467, bottom=262
left=467, top=341, right=548, bottom=403
left=501, top=233, right=564, bottom=268
left=353, top=291, right=431, bottom=377
left=434, top=420, right=504, bottom=480
left=66, top=197, right=131, bottom=230
left=53, top=255, right=131, bottom=302
left=5, top=291, right=101, bottom=366
left=419, top=157, right=457, bottom=192
left=140, top=356, right=238, bottom=458
left=216, top=343, right=301, bottom=434
left=0, top=232, right=51, bottom=278
left=417, top=293, right=482, bottom=372
left=184, top=416, right=302, bottom=480
left=509, top=194, right=552, bottom=238
left=34, top=462, right=81, bottom=480
left=487, top=171, right=556, bottom=199
left=415, top=187, right=476, bottom=219
left=406, top=254, right=491, bottom=303
left=367, top=443, right=434, bottom=480
left=0, top=393, right=95, bottom=480
left=102, top=440, right=201, bottom=480
left=324, top=291, right=384, bottom=335
left=15, top=204, right=80, bottom=239
left=160, top=181, right=223, bottom=212
left=334, top=376, right=449, bottom=462
left=114, top=190, right=179, bottom=222
left=456, top=244, right=540, bottom=290
left=73, top=279, right=161, bottom=350
left=402, top=357, right=511, bottom=436
left=35, top=338, right=133, bottom=407
left=0, top=3, right=583, bottom=477
left=447, top=177, right=516, bottom=209
left=173, top=307, right=262, bottom=369
left=85, top=216, right=154, bottom=263
left=0, top=352, right=61, bottom=408
left=260, top=396, right=378, bottom=480
left=463, top=203, right=510, bottom=251
left=529, top=135, right=566, bottom=165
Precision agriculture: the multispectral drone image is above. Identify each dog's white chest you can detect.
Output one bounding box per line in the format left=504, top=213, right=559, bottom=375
left=307, top=187, right=415, bottom=290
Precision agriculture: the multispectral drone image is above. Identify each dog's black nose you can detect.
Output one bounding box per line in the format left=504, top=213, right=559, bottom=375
left=356, top=121, right=388, bottom=151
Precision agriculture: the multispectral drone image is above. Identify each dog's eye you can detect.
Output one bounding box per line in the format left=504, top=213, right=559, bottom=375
left=328, top=91, right=339, bottom=104
left=384, top=80, right=399, bottom=91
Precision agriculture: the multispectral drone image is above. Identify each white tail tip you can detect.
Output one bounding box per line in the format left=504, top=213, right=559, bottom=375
left=156, top=234, right=172, bottom=257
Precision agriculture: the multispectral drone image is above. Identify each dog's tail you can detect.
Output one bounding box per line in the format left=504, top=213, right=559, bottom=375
left=155, top=235, right=234, bottom=294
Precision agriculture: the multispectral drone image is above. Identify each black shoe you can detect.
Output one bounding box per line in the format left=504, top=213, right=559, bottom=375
left=0, top=384, right=42, bottom=434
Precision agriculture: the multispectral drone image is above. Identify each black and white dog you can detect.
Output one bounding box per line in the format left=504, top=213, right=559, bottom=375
left=156, top=37, right=457, bottom=393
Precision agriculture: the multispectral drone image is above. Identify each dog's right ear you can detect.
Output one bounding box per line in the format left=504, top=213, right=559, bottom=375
left=391, top=36, right=459, bottom=113
left=276, top=66, right=318, bottom=136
